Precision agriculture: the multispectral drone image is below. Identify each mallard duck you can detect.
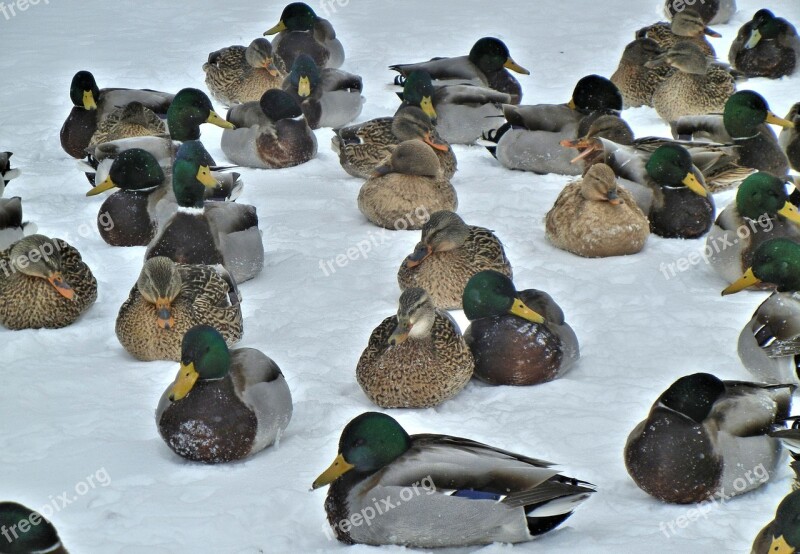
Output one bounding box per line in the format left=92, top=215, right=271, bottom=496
left=0, top=151, right=20, bottom=196
left=624, top=372, right=793, bottom=504
left=722, top=239, right=800, bottom=385
left=396, top=70, right=511, bottom=144
left=221, top=89, right=317, bottom=169
left=780, top=102, right=800, bottom=172
left=486, top=75, right=623, bottom=175
left=0, top=197, right=36, bottom=251
left=59, top=70, right=174, bottom=159
left=707, top=173, right=800, bottom=287
left=0, top=234, right=97, bottom=330
left=674, top=90, right=794, bottom=177
left=311, top=411, right=595, bottom=547
left=332, top=105, right=455, bottom=179
left=203, top=38, right=286, bottom=107
left=771, top=418, right=800, bottom=490
left=397, top=211, right=512, bottom=310
left=264, top=2, right=345, bottom=69
left=752, top=490, right=800, bottom=553
left=637, top=8, right=721, bottom=57
left=282, top=53, right=363, bottom=129
left=545, top=163, right=649, bottom=257
left=116, top=257, right=243, bottom=362
left=729, top=9, right=800, bottom=79
left=146, top=141, right=264, bottom=284
left=156, top=324, right=292, bottom=463
left=88, top=101, right=166, bottom=148
left=356, top=288, right=473, bottom=408
left=610, top=38, right=671, bottom=108
left=390, top=37, right=529, bottom=104
left=647, top=41, right=736, bottom=123
left=357, top=140, right=457, bottom=230
left=664, top=0, right=736, bottom=25
left=0, top=501, right=68, bottom=554
left=462, top=270, right=579, bottom=386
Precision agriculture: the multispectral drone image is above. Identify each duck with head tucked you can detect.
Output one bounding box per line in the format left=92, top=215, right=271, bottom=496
left=729, top=9, right=800, bottom=79
left=0, top=151, right=20, bottom=196
left=625, top=372, right=793, bottom=504
left=462, top=270, right=579, bottom=386
left=637, top=7, right=721, bottom=57
left=611, top=38, right=671, bottom=108
left=264, top=2, right=344, bottom=69
left=312, top=411, right=595, bottom=547
left=203, top=38, right=286, bottom=107
left=0, top=502, right=68, bottom=554
left=397, top=211, right=512, bottom=310
left=356, top=288, right=473, bottom=408
left=156, top=325, right=292, bottom=463
left=752, top=490, right=800, bottom=554
left=0, top=196, right=36, bottom=251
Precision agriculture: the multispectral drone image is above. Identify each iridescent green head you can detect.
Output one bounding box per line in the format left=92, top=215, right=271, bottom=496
left=70, top=70, right=99, bottom=110
left=570, top=75, right=623, bottom=113
left=265, top=2, right=317, bottom=34
left=86, top=148, right=165, bottom=197
left=167, top=88, right=233, bottom=141
left=469, top=37, right=529, bottom=75
left=769, top=490, right=800, bottom=550
left=645, top=144, right=707, bottom=196
left=260, top=89, right=304, bottom=121
left=168, top=325, right=231, bottom=401
left=172, top=140, right=218, bottom=208
left=723, top=91, right=794, bottom=138
left=735, top=172, right=800, bottom=224
left=0, top=502, right=64, bottom=554
left=745, top=9, right=782, bottom=48
left=723, top=238, right=800, bottom=294
left=402, top=71, right=437, bottom=121
left=463, top=270, right=544, bottom=323
left=288, top=54, right=321, bottom=97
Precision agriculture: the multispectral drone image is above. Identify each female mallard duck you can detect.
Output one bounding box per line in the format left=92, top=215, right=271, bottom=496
left=545, top=163, right=649, bottom=257
left=88, top=101, right=167, bottom=149
left=610, top=38, right=671, bottom=108
left=311, top=411, right=595, bottom=547
left=397, top=211, right=512, bottom=310
left=647, top=41, right=736, bottom=123
left=624, top=372, right=793, bottom=504
left=0, top=502, right=68, bottom=554
left=664, top=0, right=735, bottom=24
left=462, top=270, right=579, bottom=386
left=396, top=70, right=511, bottom=144
left=203, top=38, right=286, bottom=107
left=332, top=105, right=455, bottom=179
left=116, top=257, right=243, bottom=362
left=722, top=239, right=800, bottom=385
left=0, top=151, right=20, bottom=195
left=156, top=325, right=292, bottom=463
left=729, top=9, right=800, bottom=79
left=707, top=173, right=800, bottom=286
left=264, top=2, right=345, bottom=69
left=357, top=140, right=457, bottom=230
left=221, top=89, right=317, bottom=169
left=282, top=54, right=363, bottom=129
left=674, top=90, right=795, bottom=177
left=780, top=102, right=800, bottom=172
left=0, top=234, right=96, bottom=330
left=752, top=490, right=800, bottom=554
left=0, top=196, right=36, bottom=251
left=486, top=75, right=623, bottom=175
left=146, top=141, right=264, bottom=284
left=390, top=37, right=529, bottom=104
left=356, top=288, right=473, bottom=408
left=637, top=8, right=721, bottom=57
left=60, top=70, right=174, bottom=159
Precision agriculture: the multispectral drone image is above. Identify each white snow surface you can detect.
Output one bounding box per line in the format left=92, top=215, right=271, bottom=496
left=2, top=1, right=800, bottom=552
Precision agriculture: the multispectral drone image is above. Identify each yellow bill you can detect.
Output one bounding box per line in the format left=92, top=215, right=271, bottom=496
left=766, top=111, right=795, bottom=129
left=311, top=453, right=355, bottom=490
left=207, top=111, right=235, bottom=129
left=682, top=172, right=708, bottom=197
left=768, top=535, right=793, bottom=554
left=567, top=98, right=577, bottom=110
left=779, top=202, right=800, bottom=225
left=83, top=90, right=97, bottom=110
left=721, top=267, right=761, bottom=295
left=420, top=96, right=436, bottom=120
left=745, top=29, right=762, bottom=49
left=503, top=57, right=530, bottom=75
left=264, top=20, right=287, bottom=35
left=298, top=76, right=311, bottom=97
left=196, top=165, right=219, bottom=188
left=169, top=362, right=199, bottom=401
left=86, top=176, right=117, bottom=196
left=510, top=298, right=544, bottom=323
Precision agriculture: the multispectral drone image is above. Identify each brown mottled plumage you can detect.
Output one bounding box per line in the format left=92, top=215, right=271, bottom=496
left=356, top=288, right=473, bottom=408
left=115, top=257, right=243, bottom=362
left=636, top=8, right=720, bottom=57
left=610, top=39, right=672, bottom=108
left=88, top=101, right=166, bottom=148
left=203, top=39, right=287, bottom=107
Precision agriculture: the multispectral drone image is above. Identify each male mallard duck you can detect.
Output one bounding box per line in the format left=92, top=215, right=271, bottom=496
left=282, top=54, right=363, bottom=129
left=264, top=2, right=345, bottom=69
left=357, top=140, right=457, bottom=230
left=116, top=257, right=243, bottom=362
left=60, top=70, right=174, bottom=159
left=752, top=490, right=800, bottom=553
left=0, top=502, right=68, bottom=554
left=221, top=89, right=317, bottom=169
left=610, top=38, right=671, bottom=108
left=0, top=151, right=20, bottom=196
left=637, top=8, right=721, bottom=57
left=396, top=70, right=511, bottom=145
left=0, top=234, right=97, bottom=330
left=486, top=75, right=623, bottom=175
left=722, top=239, right=800, bottom=385
left=780, top=102, right=800, bottom=172
left=0, top=197, right=36, bottom=251
left=203, top=38, right=286, bottom=107
left=356, top=288, right=473, bottom=408
left=624, top=372, right=792, bottom=504
left=397, top=211, right=512, bottom=310
left=156, top=324, right=292, bottom=463
left=545, top=163, right=649, bottom=257
left=664, top=0, right=736, bottom=25
left=88, top=101, right=166, bottom=148
left=674, top=90, right=794, bottom=177
left=311, top=411, right=595, bottom=547
left=772, top=419, right=800, bottom=490
left=390, top=37, right=529, bottom=104
left=146, top=141, right=264, bottom=284
left=332, top=105, right=455, bottom=179
left=462, top=270, right=579, bottom=386
left=729, top=9, right=800, bottom=79
left=707, top=173, right=800, bottom=286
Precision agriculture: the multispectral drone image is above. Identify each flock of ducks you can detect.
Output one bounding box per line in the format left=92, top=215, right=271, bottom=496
left=3, top=0, right=800, bottom=551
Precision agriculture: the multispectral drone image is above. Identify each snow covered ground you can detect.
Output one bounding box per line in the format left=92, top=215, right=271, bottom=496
left=2, top=0, right=800, bottom=552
